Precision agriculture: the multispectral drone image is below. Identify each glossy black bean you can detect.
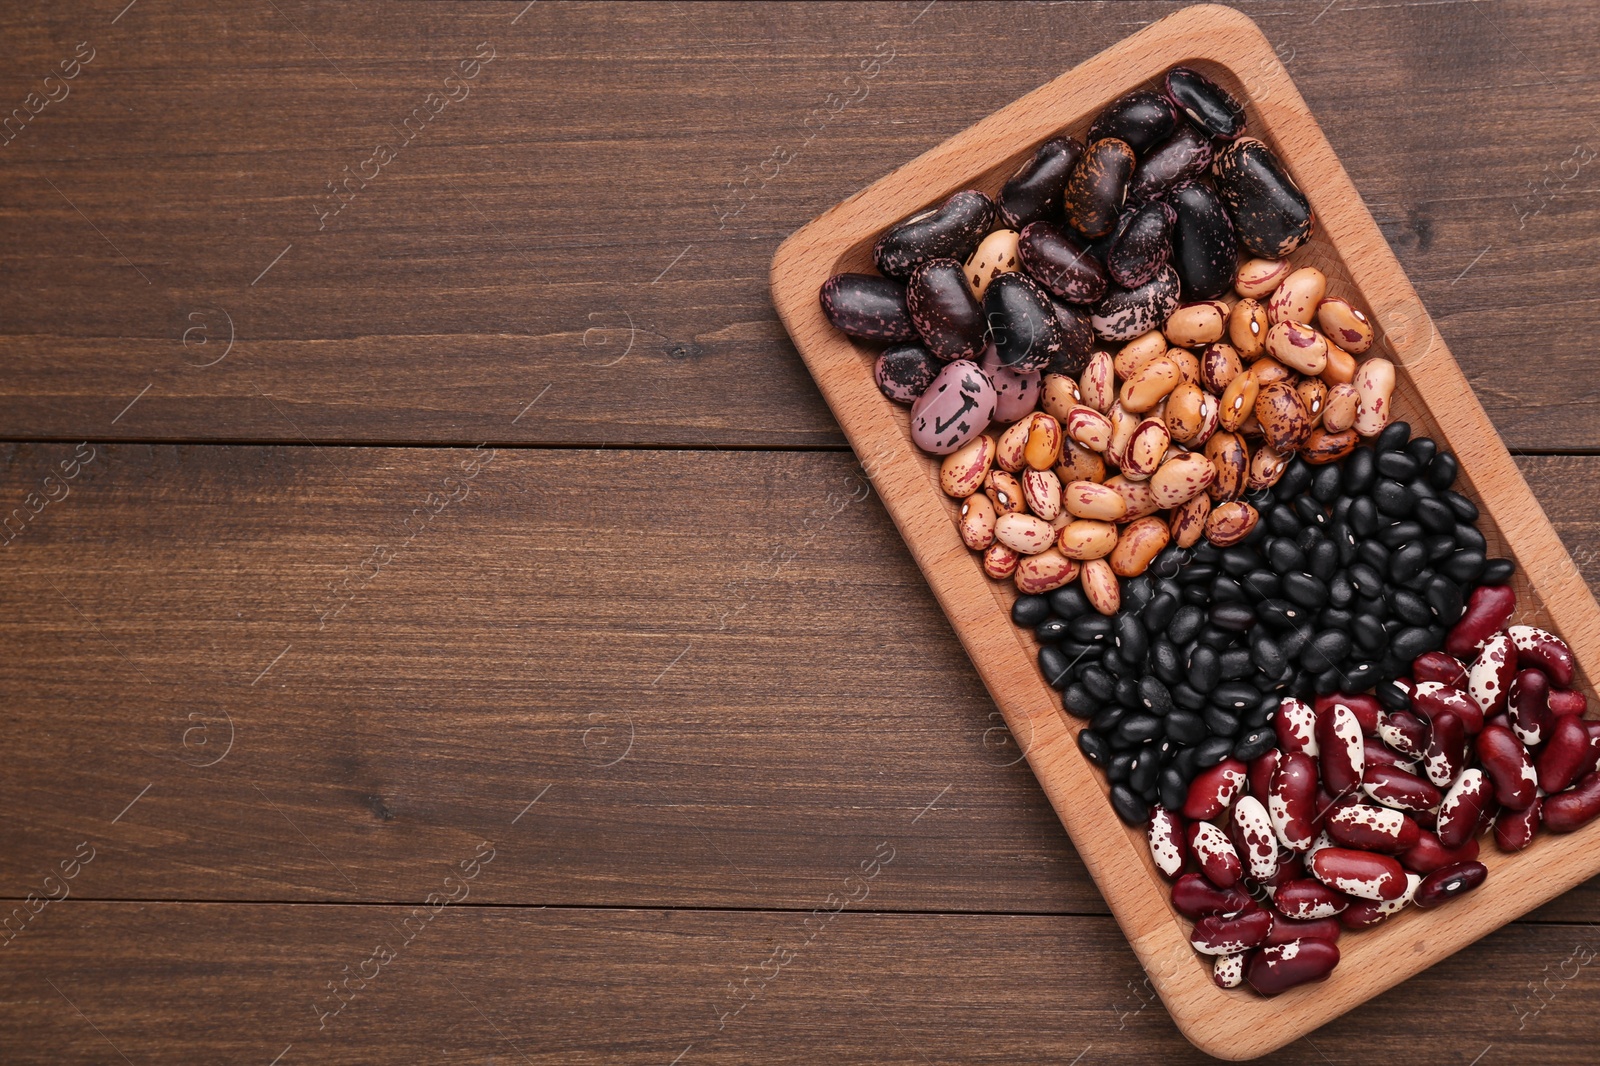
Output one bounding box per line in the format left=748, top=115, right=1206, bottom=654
left=1159, top=765, right=1190, bottom=809
left=1391, top=625, right=1437, bottom=662
left=1115, top=612, right=1149, bottom=663
left=1063, top=684, right=1099, bottom=718
left=1294, top=495, right=1329, bottom=527
left=1188, top=645, right=1221, bottom=692
left=1274, top=459, right=1313, bottom=500
left=1482, top=558, right=1515, bottom=585
left=1115, top=675, right=1141, bottom=708
left=1168, top=180, right=1237, bottom=299
left=1209, top=602, right=1256, bottom=632
left=1402, top=566, right=1436, bottom=593
left=820, top=273, right=919, bottom=341
left=999, top=136, right=1083, bottom=230
left=1385, top=587, right=1431, bottom=627
left=1076, top=666, right=1114, bottom=705
left=1091, top=703, right=1127, bottom=733
left=1126, top=576, right=1154, bottom=610
left=1078, top=728, right=1111, bottom=767
left=1329, top=522, right=1360, bottom=568
left=1210, top=575, right=1246, bottom=604
left=1241, top=569, right=1281, bottom=601
left=1426, top=576, right=1464, bottom=625
left=983, top=272, right=1066, bottom=371
left=1375, top=421, right=1411, bottom=454
left=1455, top=523, right=1486, bottom=553
left=1312, top=667, right=1342, bottom=695
left=1150, top=640, right=1184, bottom=687
left=1070, top=615, right=1113, bottom=643
left=1198, top=626, right=1236, bottom=651
left=1179, top=563, right=1218, bottom=586
left=1326, top=571, right=1354, bottom=609
left=1186, top=738, right=1229, bottom=772
left=1191, top=541, right=1222, bottom=565
left=1306, top=539, right=1339, bottom=582
left=1332, top=495, right=1356, bottom=523
left=874, top=189, right=995, bottom=278
left=1428, top=452, right=1459, bottom=490
left=1345, top=562, right=1382, bottom=596
left=1439, top=549, right=1485, bottom=584
left=1181, top=583, right=1211, bottom=606
left=1376, top=450, right=1419, bottom=480
left=1105, top=199, right=1176, bottom=289
left=1118, top=713, right=1164, bottom=744
left=1204, top=706, right=1242, bottom=737
left=1389, top=542, right=1427, bottom=583
left=1142, top=592, right=1180, bottom=634
left=1150, top=546, right=1186, bottom=579
left=1168, top=605, right=1205, bottom=645
left=1039, top=646, right=1075, bottom=688
left=1090, top=89, right=1181, bottom=155
left=1309, top=464, right=1342, bottom=503
left=1424, top=533, right=1459, bottom=562
left=1127, top=123, right=1214, bottom=203
left=1282, top=572, right=1328, bottom=609
left=1046, top=298, right=1098, bottom=376
left=1019, top=221, right=1110, bottom=304
left=1234, top=727, right=1277, bottom=762
left=1378, top=521, right=1424, bottom=549
left=1373, top=479, right=1415, bottom=517
left=1368, top=681, right=1406, bottom=713
left=1247, top=630, right=1286, bottom=676
left=1211, top=137, right=1313, bottom=258
left=1244, top=695, right=1279, bottom=728
left=1137, top=676, right=1175, bottom=716
left=1106, top=750, right=1134, bottom=784
left=1034, top=618, right=1070, bottom=644
left=1407, top=437, right=1437, bottom=467
left=1319, top=607, right=1354, bottom=632
left=1013, top=595, right=1051, bottom=627
left=1110, top=783, right=1150, bottom=826
left=1219, top=648, right=1254, bottom=680
left=1348, top=616, right=1385, bottom=655
left=1253, top=598, right=1298, bottom=630
left=1303, top=629, right=1353, bottom=672
left=1266, top=538, right=1304, bottom=573
left=1128, top=745, right=1161, bottom=793
left=1343, top=660, right=1379, bottom=691
left=1164, top=66, right=1245, bottom=139
left=1267, top=505, right=1301, bottom=538
left=906, top=258, right=986, bottom=360
left=1212, top=682, right=1260, bottom=711
left=1409, top=478, right=1437, bottom=502
left=1046, top=586, right=1089, bottom=618
left=1064, top=138, right=1136, bottom=238
left=1346, top=496, right=1379, bottom=537
left=1172, top=682, right=1208, bottom=712
left=1220, top=546, right=1256, bottom=576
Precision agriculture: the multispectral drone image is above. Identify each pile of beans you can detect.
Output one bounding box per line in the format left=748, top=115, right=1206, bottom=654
left=1155, top=588, right=1598, bottom=994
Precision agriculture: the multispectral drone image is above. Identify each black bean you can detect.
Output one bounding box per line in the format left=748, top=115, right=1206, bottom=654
left=1375, top=421, right=1411, bottom=453
left=1241, top=569, right=1281, bottom=601
left=1376, top=450, right=1419, bottom=480
left=1265, top=537, right=1303, bottom=573
left=1409, top=477, right=1437, bottom=502
left=1266, top=505, right=1301, bottom=537
left=1310, top=463, right=1342, bottom=503
left=1219, top=546, right=1256, bottom=576
left=1444, top=490, right=1479, bottom=522
left=1168, top=605, right=1205, bottom=644
left=1123, top=575, right=1155, bottom=612
left=1190, top=735, right=1232, bottom=768
left=1034, top=618, right=1071, bottom=643
left=1164, top=710, right=1206, bottom=746
left=1115, top=675, right=1141, bottom=707
left=1071, top=614, right=1113, bottom=642
left=1091, top=705, right=1127, bottom=734
left=1150, top=640, right=1183, bottom=686
left=1078, top=665, right=1114, bottom=702
left=1150, top=545, right=1186, bottom=578
left=1110, top=784, right=1150, bottom=826
left=1318, top=607, right=1354, bottom=632
left=1331, top=495, right=1355, bottom=524
left=1327, top=521, right=1358, bottom=565
left=1414, top=496, right=1456, bottom=534
left=1341, top=660, right=1378, bottom=691
left=1482, top=558, right=1515, bottom=585
left=1108, top=730, right=1140, bottom=753
left=1203, top=706, right=1241, bottom=736
left=1181, top=583, right=1212, bottom=605
left=1325, top=569, right=1354, bottom=608
left=1172, top=681, right=1208, bottom=711
left=1379, top=521, right=1424, bottom=549
left=1128, top=745, right=1161, bottom=792
left=1218, top=647, right=1254, bottom=680
left=1078, top=729, right=1111, bottom=767
left=1198, top=625, right=1236, bottom=650
left=1282, top=571, right=1328, bottom=609
left=1191, top=541, right=1222, bottom=564
left=1387, top=587, right=1433, bottom=626
left=1013, top=595, right=1052, bottom=626
left=1142, top=591, right=1179, bottom=632
left=1389, top=542, right=1427, bottom=582
left=1426, top=575, right=1464, bottom=624
left=1060, top=640, right=1099, bottom=664
left=1139, top=675, right=1175, bottom=715
left=1255, top=598, right=1305, bottom=629
left=1388, top=625, right=1435, bottom=662
left=1210, top=574, right=1245, bottom=603
left=1312, top=666, right=1342, bottom=694
left=1210, top=602, right=1256, bottom=631
left=1455, top=523, right=1486, bottom=553
left=1354, top=593, right=1387, bottom=617
left=1249, top=630, right=1285, bottom=676
left=1339, top=447, right=1375, bottom=494
left=1294, top=495, right=1329, bottom=527
left=1048, top=585, right=1092, bottom=617
left=1374, top=479, right=1415, bottom=517
left=1308, top=539, right=1340, bottom=582
left=1118, top=713, right=1164, bottom=743
left=1275, top=458, right=1313, bottom=499
left=1372, top=680, right=1409, bottom=712
left=1234, top=727, right=1276, bottom=761
left=1301, top=629, right=1351, bottom=673
left=1352, top=614, right=1387, bottom=653
left=1039, top=646, right=1074, bottom=687
left=1115, top=613, right=1149, bottom=663
left=1407, top=437, right=1437, bottom=466
left=1212, top=681, right=1259, bottom=710
left=1159, top=766, right=1189, bottom=809
left=1063, top=684, right=1099, bottom=717
left=1424, top=533, right=1459, bottom=561
left=1347, top=496, right=1379, bottom=537
left=1188, top=645, right=1221, bottom=691
left=1296, top=526, right=1325, bottom=556
left=1428, top=451, right=1459, bottom=490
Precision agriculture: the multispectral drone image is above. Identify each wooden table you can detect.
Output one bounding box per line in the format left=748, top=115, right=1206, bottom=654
left=2, top=2, right=1597, bottom=1062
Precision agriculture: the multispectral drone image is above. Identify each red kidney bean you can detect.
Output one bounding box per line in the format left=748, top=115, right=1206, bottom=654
left=1192, top=906, right=1274, bottom=954
left=1339, top=873, right=1419, bottom=929
left=1188, top=820, right=1243, bottom=888
left=1414, top=860, right=1488, bottom=908
left=1508, top=624, right=1577, bottom=689
left=1550, top=689, right=1589, bottom=717
left=1249, top=749, right=1280, bottom=805
left=1317, top=702, right=1365, bottom=797
left=1308, top=847, right=1408, bottom=901
left=1268, top=752, right=1319, bottom=851
left=1437, top=768, right=1491, bottom=849
left=1468, top=631, right=1517, bottom=717
left=1171, top=872, right=1253, bottom=918
left=1363, top=763, right=1443, bottom=813
left=1326, top=804, right=1420, bottom=854
left=1507, top=668, right=1553, bottom=748
left=1378, top=710, right=1430, bottom=760
left=1264, top=915, right=1342, bottom=946
left=1399, top=829, right=1479, bottom=875
left=1544, top=770, right=1600, bottom=833
left=1212, top=951, right=1247, bottom=989
left=1231, top=795, right=1280, bottom=882
left=1272, top=878, right=1349, bottom=920
left=1537, top=715, right=1591, bottom=795
left=1411, top=681, right=1484, bottom=734
left=1423, top=711, right=1468, bottom=789
left=1476, top=724, right=1537, bottom=811
left=1316, top=692, right=1380, bottom=735
left=1494, top=799, right=1541, bottom=852
left=1246, top=938, right=1340, bottom=995
left=1412, top=650, right=1469, bottom=689
left=1275, top=697, right=1319, bottom=756
left=1184, top=757, right=1248, bottom=820
left=1581, top=723, right=1600, bottom=779
left=1147, top=805, right=1187, bottom=879
left=1446, top=584, right=1516, bottom=659
left=1261, top=850, right=1303, bottom=890
left=1475, top=796, right=1502, bottom=838
left=1362, top=739, right=1413, bottom=771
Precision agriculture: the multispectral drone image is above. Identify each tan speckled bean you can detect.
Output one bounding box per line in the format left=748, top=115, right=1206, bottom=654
left=1121, top=417, right=1172, bottom=479
left=1206, top=500, right=1260, bottom=547
left=1023, top=412, right=1063, bottom=470
left=1163, top=300, right=1230, bottom=348
left=1056, top=518, right=1119, bottom=559
left=1103, top=474, right=1160, bottom=520
left=1205, top=431, right=1248, bottom=501
left=1353, top=357, right=1396, bottom=437
left=963, top=228, right=1021, bottom=299
left=1267, top=266, right=1326, bottom=325
left=939, top=433, right=995, bottom=498
left=1247, top=442, right=1289, bottom=490
left=995, top=512, right=1056, bottom=555
left=958, top=492, right=996, bottom=550
left=1014, top=548, right=1079, bottom=594
left=984, top=470, right=1026, bottom=515
left=1041, top=373, right=1082, bottom=421
left=1235, top=258, right=1291, bottom=299
left=1316, top=296, right=1374, bottom=355
left=1200, top=342, right=1243, bottom=393
left=1320, top=341, right=1357, bottom=385
left=995, top=417, right=1030, bottom=472
left=1218, top=371, right=1259, bottom=432
left=1228, top=298, right=1268, bottom=359
left=1021, top=467, right=1062, bottom=520
left=1054, top=438, right=1107, bottom=484
left=1065, top=406, right=1113, bottom=452
left=1149, top=451, right=1216, bottom=508
left=1322, top=382, right=1360, bottom=432
left=1109, top=515, right=1171, bottom=577
left=1169, top=492, right=1211, bottom=548
left=1079, top=351, right=1116, bottom=413
left=982, top=541, right=1019, bottom=579
left=1064, top=480, right=1129, bottom=521
left=1120, top=356, right=1183, bottom=412
left=1265, top=320, right=1329, bottom=375
left=1113, top=329, right=1167, bottom=380
left=1081, top=557, right=1121, bottom=616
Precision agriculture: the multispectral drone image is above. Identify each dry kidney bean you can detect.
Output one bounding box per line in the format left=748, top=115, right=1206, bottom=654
left=1309, top=847, right=1408, bottom=901
left=1019, top=221, right=1109, bottom=304
left=963, top=228, right=1021, bottom=299
left=1508, top=624, right=1577, bottom=688
left=820, top=273, right=918, bottom=341
left=1507, top=668, right=1552, bottom=747
left=1189, top=820, right=1244, bottom=888
left=1544, top=771, right=1600, bottom=832
left=873, top=344, right=941, bottom=404
left=1247, top=939, right=1340, bottom=995
left=1399, top=830, right=1478, bottom=875
left=1494, top=800, right=1541, bottom=852
left=1362, top=763, right=1441, bottom=813
left=1064, top=138, right=1136, bottom=238
left=1326, top=804, right=1419, bottom=853
left=1015, top=548, right=1079, bottom=594
left=1090, top=89, right=1180, bottom=154
left=1106, top=200, right=1176, bottom=288
left=984, top=272, right=1066, bottom=370
left=999, top=137, right=1082, bottom=229
left=1212, top=138, right=1314, bottom=258
left=1413, top=861, right=1487, bottom=908
left=1467, top=631, right=1516, bottom=717
left=1317, top=296, right=1374, bottom=354
left=907, top=258, right=986, bottom=360
left=1437, top=768, right=1492, bottom=849
left=1169, top=181, right=1237, bottom=299
left=1164, top=67, right=1245, bottom=140
left=1147, top=805, right=1187, bottom=878
left=909, top=359, right=995, bottom=454
left=1192, top=907, right=1272, bottom=954
left=980, top=345, right=1042, bottom=422
left=1538, top=715, right=1591, bottom=794
left=1128, top=123, right=1213, bottom=203
left=874, top=189, right=995, bottom=278
left=1090, top=265, right=1181, bottom=341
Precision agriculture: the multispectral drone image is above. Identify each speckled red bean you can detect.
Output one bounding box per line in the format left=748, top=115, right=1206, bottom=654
left=1412, top=650, right=1470, bottom=689
left=1362, top=763, right=1442, bottom=813
left=1507, top=667, right=1553, bottom=748
left=1171, top=872, right=1253, bottom=919
left=1339, top=873, right=1420, bottom=929
left=1268, top=751, right=1319, bottom=851
left=1148, top=805, right=1187, bottom=880
left=1308, top=847, right=1408, bottom=902
left=1544, top=770, right=1600, bottom=833
left=1507, top=624, right=1576, bottom=688
left=1246, top=938, right=1340, bottom=995
left=1213, top=951, right=1247, bottom=989
left=1494, top=799, right=1541, bottom=852
left=1377, top=710, right=1429, bottom=760
left=1445, top=584, right=1516, bottom=659
left=1274, top=698, right=1319, bottom=756
left=1192, top=906, right=1274, bottom=955
left=1399, top=829, right=1479, bottom=875
left=1468, top=631, right=1517, bottom=718
left=1184, top=757, right=1248, bottom=820
left=1263, top=915, right=1342, bottom=946
left=1315, top=693, right=1381, bottom=736
left=1248, top=749, right=1281, bottom=806
left=1232, top=795, right=1280, bottom=881
left=1476, top=724, right=1537, bottom=811
left=1326, top=804, right=1420, bottom=854
left=1422, top=710, right=1468, bottom=789
left=1188, top=820, right=1243, bottom=888
left=1414, top=860, right=1487, bottom=909
left=1316, top=702, right=1364, bottom=797
left=1538, top=715, right=1592, bottom=795
left=1411, top=681, right=1484, bottom=735
left=1272, top=878, right=1349, bottom=920
left=1437, top=768, right=1492, bottom=849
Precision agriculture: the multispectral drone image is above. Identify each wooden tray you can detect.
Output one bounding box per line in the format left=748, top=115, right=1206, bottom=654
left=770, top=4, right=1600, bottom=1059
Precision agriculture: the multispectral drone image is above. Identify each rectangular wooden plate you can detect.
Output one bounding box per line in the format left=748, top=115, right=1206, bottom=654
left=770, top=4, right=1600, bottom=1059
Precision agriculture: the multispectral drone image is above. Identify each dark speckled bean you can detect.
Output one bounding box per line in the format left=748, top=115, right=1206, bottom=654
left=1090, top=264, right=1181, bottom=342
left=1064, top=138, right=1136, bottom=239
left=873, top=344, right=940, bottom=404
left=1169, top=180, right=1238, bottom=299
left=1018, top=221, right=1109, bottom=304
left=1088, top=90, right=1179, bottom=156
left=1127, top=125, right=1213, bottom=205
left=1047, top=298, right=1097, bottom=376
left=1165, top=66, right=1246, bottom=140
left=1106, top=200, right=1176, bottom=289
left=906, top=258, right=986, bottom=361
left=1212, top=138, right=1315, bottom=258
left=999, top=136, right=1083, bottom=230
left=983, top=272, right=1067, bottom=371
left=819, top=273, right=918, bottom=342
left=873, top=190, right=995, bottom=279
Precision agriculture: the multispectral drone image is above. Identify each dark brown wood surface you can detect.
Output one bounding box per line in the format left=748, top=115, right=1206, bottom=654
left=3, top=2, right=1599, bottom=1062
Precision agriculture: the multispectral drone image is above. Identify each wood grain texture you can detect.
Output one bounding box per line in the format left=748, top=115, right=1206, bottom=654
left=770, top=6, right=1600, bottom=1056
left=0, top=1, right=1596, bottom=447
left=4, top=903, right=1600, bottom=1065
